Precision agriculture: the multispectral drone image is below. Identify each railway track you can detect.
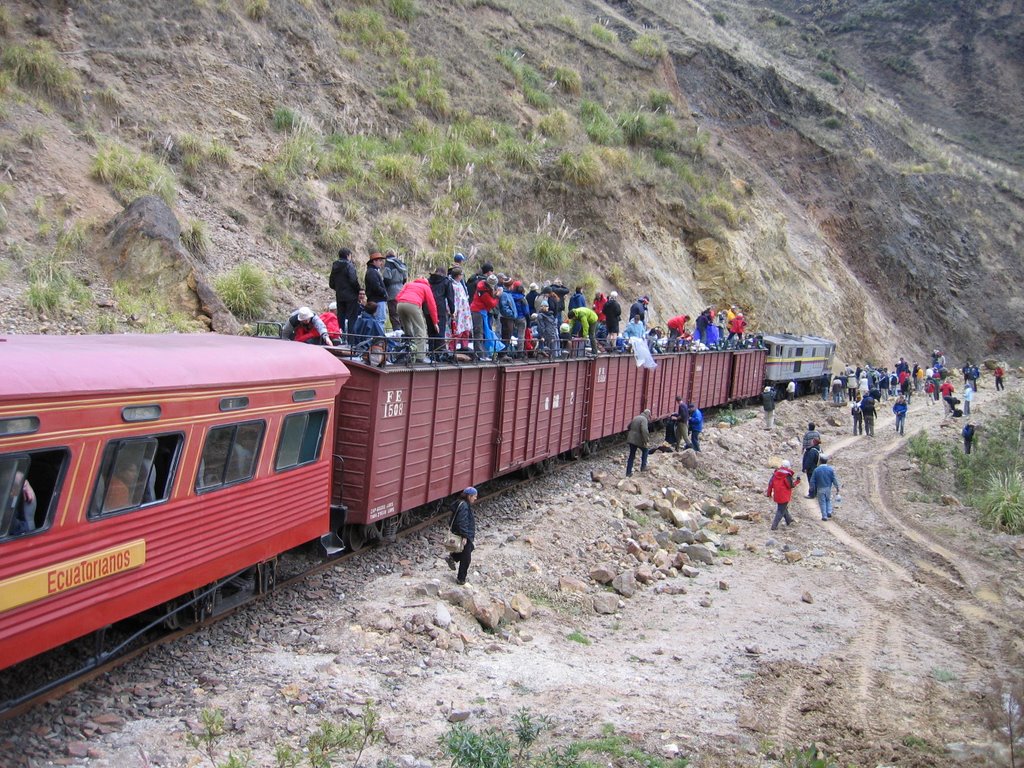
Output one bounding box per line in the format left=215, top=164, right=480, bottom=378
left=0, top=451, right=571, bottom=720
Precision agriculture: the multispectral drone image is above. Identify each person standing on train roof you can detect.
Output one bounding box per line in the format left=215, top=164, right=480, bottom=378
left=446, top=487, right=477, bottom=585
left=629, top=296, right=649, bottom=326
left=364, top=249, right=389, bottom=327
left=470, top=274, right=501, bottom=360
left=329, top=247, right=361, bottom=344
left=727, top=310, right=746, bottom=345
left=395, top=278, right=439, bottom=364
left=761, top=386, right=777, bottom=429
left=603, top=292, right=622, bottom=347
left=625, top=409, right=652, bottom=477
left=382, top=249, right=409, bottom=332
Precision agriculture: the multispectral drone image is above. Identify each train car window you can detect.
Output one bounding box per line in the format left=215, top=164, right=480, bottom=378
left=796, top=347, right=804, bottom=357
left=793, top=361, right=802, bottom=373
left=275, top=410, right=328, bottom=472
left=196, top=420, right=265, bottom=492
left=1, top=449, right=68, bottom=540
left=89, top=434, right=183, bottom=519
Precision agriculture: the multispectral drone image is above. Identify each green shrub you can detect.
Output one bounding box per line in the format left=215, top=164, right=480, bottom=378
left=977, top=470, right=1024, bottom=534
left=335, top=8, right=409, bottom=56
left=208, top=140, right=234, bottom=167
left=26, top=251, right=91, bottom=316
left=245, top=0, right=269, bottom=20
left=818, top=70, right=840, bottom=85
left=567, top=630, right=591, bottom=645
left=552, top=66, right=582, bottom=95
left=318, top=223, right=350, bottom=253
left=712, top=11, right=727, bottom=26
left=214, top=264, right=271, bottom=320
left=91, top=141, right=176, bottom=205
left=631, top=32, right=666, bottom=59
left=701, top=194, right=740, bottom=228
left=581, top=100, right=622, bottom=145
left=382, top=81, right=416, bottom=111
left=590, top=23, right=617, bottom=44
left=822, top=116, right=841, bottom=129
left=180, top=219, right=211, bottom=259
left=1, top=40, right=80, bottom=106
left=558, top=149, right=603, bottom=186
left=374, top=152, right=421, bottom=188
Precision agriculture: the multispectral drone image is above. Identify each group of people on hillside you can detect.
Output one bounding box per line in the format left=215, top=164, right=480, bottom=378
left=279, top=246, right=767, bottom=363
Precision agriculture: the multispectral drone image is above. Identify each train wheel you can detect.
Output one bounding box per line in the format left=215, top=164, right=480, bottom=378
left=344, top=524, right=370, bottom=553
left=382, top=516, right=401, bottom=544
left=193, top=586, right=218, bottom=623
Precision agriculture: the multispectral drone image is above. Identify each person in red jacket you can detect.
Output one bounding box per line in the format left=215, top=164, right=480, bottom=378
left=767, top=459, right=801, bottom=530
left=396, top=278, right=439, bottom=363
left=469, top=274, right=501, bottom=360
left=727, top=312, right=746, bottom=345
left=666, top=315, right=690, bottom=350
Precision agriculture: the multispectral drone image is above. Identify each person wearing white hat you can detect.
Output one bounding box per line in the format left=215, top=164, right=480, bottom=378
left=281, top=306, right=332, bottom=346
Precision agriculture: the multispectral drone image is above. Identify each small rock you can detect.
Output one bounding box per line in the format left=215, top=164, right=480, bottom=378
left=559, top=576, right=588, bottom=593
left=434, top=602, right=452, bottom=629
left=699, top=596, right=713, bottom=607
left=681, top=565, right=699, bottom=578
left=785, top=551, right=804, bottom=563
left=511, top=593, right=533, bottom=620
left=611, top=570, right=637, bottom=597
left=448, top=710, right=471, bottom=723
left=718, top=580, right=729, bottom=591
left=801, top=591, right=814, bottom=604
left=589, top=564, right=616, bottom=584
left=592, top=592, right=619, bottom=614
left=682, top=544, right=715, bottom=566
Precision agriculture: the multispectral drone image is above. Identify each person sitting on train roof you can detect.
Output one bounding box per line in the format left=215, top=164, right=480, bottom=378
left=568, top=306, right=599, bottom=355
left=350, top=301, right=386, bottom=349
left=622, top=316, right=646, bottom=342
left=282, top=307, right=334, bottom=346
left=320, top=302, right=342, bottom=345
left=666, top=315, right=690, bottom=350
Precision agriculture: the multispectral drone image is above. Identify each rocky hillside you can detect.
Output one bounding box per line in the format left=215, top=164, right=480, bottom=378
left=0, top=0, right=1021, bottom=363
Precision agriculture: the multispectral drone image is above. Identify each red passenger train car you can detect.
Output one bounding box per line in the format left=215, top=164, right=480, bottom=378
left=0, top=336, right=348, bottom=673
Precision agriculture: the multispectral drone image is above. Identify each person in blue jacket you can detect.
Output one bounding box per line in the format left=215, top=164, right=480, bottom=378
left=446, top=487, right=478, bottom=585
left=809, top=455, right=841, bottom=521
left=687, top=404, right=704, bottom=452
left=892, top=395, right=908, bottom=436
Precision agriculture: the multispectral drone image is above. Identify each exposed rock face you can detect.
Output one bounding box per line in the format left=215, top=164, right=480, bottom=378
left=102, top=197, right=238, bottom=334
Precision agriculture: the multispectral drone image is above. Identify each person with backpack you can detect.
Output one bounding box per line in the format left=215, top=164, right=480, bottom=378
left=767, top=460, right=801, bottom=531
left=445, top=487, right=477, bottom=585
left=962, top=423, right=976, bottom=454
left=851, top=400, right=863, bottom=435
left=382, top=250, right=409, bottom=332
left=801, top=438, right=822, bottom=495
left=761, top=386, right=777, bottom=429
left=860, top=394, right=877, bottom=436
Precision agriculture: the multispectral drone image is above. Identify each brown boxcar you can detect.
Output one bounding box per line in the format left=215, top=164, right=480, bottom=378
left=496, top=360, right=590, bottom=473
left=643, top=353, right=696, bottom=419
left=331, top=362, right=501, bottom=527
left=586, top=355, right=645, bottom=441
left=689, top=351, right=733, bottom=408
left=730, top=348, right=768, bottom=401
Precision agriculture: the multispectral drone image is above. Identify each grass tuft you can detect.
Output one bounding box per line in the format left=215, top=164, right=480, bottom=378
left=245, top=0, right=269, bottom=20
left=590, top=23, right=617, bottom=44
left=1, top=40, right=81, bottom=106
left=631, top=32, right=666, bottom=59
left=558, top=149, right=603, bottom=186
left=91, top=141, right=176, bottom=205
left=180, top=219, right=211, bottom=259
left=977, top=470, right=1024, bottom=534
left=214, top=263, right=271, bottom=320
left=552, top=66, right=582, bottom=95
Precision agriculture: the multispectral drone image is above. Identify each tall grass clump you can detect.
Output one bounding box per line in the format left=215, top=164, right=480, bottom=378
left=558, top=148, right=603, bottom=186
left=1, top=41, right=80, bottom=106
left=580, top=100, right=621, bottom=145
left=26, top=250, right=92, bottom=316
left=91, top=141, right=176, bottom=205
left=618, top=110, right=651, bottom=146
left=590, top=23, right=617, bottom=44
left=500, top=137, right=540, bottom=171
left=273, top=106, right=298, bottom=132
left=631, top=32, right=666, bottom=59
left=977, top=471, right=1024, bottom=534
left=388, top=0, right=417, bottom=23
left=552, top=66, right=582, bottom=95
left=245, top=0, right=269, bottom=20
left=538, top=109, right=571, bottom=140
left=214, top=264, right=271, bottom=320
left=180, top=219, right=211, bottom=259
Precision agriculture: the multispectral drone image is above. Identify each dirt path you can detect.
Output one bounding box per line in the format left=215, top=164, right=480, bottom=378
left=1, top=382, right=1021, bottom=768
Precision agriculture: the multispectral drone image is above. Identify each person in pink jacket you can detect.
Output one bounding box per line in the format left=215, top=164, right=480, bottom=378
left=396, top=278, right=439, bottom=363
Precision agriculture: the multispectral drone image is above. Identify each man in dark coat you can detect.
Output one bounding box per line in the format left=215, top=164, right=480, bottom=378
left=364, top=249, right=389, bottom=327
left=603, top=292, right=622, bottom=346
left=427, top=266, right=454, bottom=354
left=801, top=438, right=821, bottom=496
left=329, top=247, right=360, bottom=343
left=625, top=409, right=652, bottom=477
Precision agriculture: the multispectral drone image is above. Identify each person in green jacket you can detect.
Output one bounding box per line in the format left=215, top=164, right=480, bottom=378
left=568, top=306, right=600, bottom=354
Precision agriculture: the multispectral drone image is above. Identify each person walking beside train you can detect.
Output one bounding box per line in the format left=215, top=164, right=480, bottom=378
left=625, top=409, right=652, bottom=477
left=445, top=487, right=477, bottom=585
left=761, top=386, right=777, bottom=429
left=395, top=278, right=439, bottom=364
left=801, top=438, right=821, bottom=495
left=687, top=404, right=704, bottom=452
left=767, top=460, right=801, bottom=531
left=329, top=247, right=361, bottom=343
left=809, top=455, right=841, bottom=521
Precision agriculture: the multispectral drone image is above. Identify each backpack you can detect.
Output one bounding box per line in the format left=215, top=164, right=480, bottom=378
left=962, top=424, right=975, bottom=439
left=851, top=403, right=861, bottom=415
